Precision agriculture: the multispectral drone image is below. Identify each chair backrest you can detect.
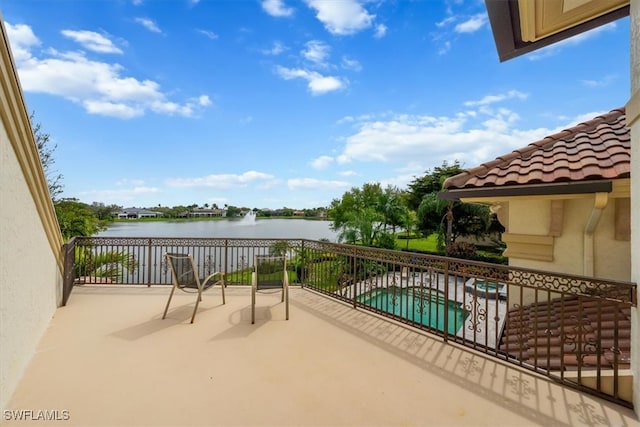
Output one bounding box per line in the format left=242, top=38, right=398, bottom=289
left=254, top=255, right=287, bottom=290
left=166, top=253, right=198, bottom=290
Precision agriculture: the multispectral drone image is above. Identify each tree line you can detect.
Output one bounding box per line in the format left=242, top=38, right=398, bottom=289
left=327, top=162, right=504, bottom=257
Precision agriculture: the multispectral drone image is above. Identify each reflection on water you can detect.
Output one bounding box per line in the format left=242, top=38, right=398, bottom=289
left=98, top=218, right=338, bottom=241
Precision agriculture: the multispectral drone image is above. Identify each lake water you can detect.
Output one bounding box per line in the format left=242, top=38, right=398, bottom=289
left=98, top=217, right=339, bottom=241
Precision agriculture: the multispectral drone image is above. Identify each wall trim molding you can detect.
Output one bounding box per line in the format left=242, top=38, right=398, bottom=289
left=502, top=233, right=554, bottom=262
left=1, top=20, right=64, bottom=271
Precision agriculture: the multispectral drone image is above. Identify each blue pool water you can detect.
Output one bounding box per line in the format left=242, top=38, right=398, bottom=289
left=476, top=280, right=504, bottom=292
left=358, top=288, right=469, bottom=335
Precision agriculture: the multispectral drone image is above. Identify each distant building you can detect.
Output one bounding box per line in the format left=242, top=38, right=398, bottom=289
left=117, top=208, right=162, bottom=219
left=189, top=208, right=227, bottom=217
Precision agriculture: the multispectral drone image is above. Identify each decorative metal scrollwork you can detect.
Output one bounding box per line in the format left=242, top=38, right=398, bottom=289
left=465, top=298, right=486, bottom=333
left=562, top=315, right=599, bottom=366
left=73, top=237, right=635, bottom=304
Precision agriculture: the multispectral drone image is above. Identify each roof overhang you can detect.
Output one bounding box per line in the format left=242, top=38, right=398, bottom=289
left=439, top=180, right=612, bottom=201
left=486, top=0, right=629, bottom=62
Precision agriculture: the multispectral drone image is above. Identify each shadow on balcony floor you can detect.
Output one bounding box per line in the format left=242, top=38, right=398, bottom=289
left=5, top=286, right=636, bottom=426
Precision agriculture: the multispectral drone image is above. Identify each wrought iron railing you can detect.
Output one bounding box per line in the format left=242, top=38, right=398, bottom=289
left=62, top=237, right=636, bottom=408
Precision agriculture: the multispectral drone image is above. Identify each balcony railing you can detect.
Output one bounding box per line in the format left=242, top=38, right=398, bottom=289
left=63, top=236, right=637, bottom=408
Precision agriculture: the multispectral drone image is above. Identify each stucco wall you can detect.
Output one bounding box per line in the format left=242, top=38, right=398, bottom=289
left=0, top=19, right=63, bottom=412
left=0, top=122, right=60, bottom=412
left=506, top=197, right=631, bottom=281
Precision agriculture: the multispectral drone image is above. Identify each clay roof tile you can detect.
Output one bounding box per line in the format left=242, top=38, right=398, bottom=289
left=443, top=108, right=629, bottom=190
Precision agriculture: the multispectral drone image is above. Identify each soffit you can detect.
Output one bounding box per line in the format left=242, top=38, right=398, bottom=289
left=519, top=0, right=628, bottom=42
left=485, top=0, right=629, bottom=61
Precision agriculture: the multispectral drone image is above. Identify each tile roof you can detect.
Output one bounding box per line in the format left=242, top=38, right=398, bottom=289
left=444, top=108, right=629, bottom=190
left=500, top=297, right=631, bottom=371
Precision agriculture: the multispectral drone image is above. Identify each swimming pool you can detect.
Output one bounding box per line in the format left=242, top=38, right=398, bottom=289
left=358, top=287, right=469, bottom=335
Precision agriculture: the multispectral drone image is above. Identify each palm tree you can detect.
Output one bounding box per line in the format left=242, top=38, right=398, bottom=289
left=74, top=247, right=137, bottom=283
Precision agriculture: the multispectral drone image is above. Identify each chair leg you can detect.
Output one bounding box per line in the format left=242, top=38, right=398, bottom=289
left=162, top=285, right=177, bottom=319
left=285, top=285, right=289, bottom=320
left=251, top=286, right=256, bottom=324
left=191, top=288, right=202, bottom=323
left=221, top=279, right=226, bottom=304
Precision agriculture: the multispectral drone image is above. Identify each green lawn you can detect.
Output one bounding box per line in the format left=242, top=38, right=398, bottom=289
left=394, top=233, right=440, bottom=253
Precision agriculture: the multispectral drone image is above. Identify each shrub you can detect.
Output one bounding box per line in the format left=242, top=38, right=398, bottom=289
left=445, top=241, right=477, bottom=260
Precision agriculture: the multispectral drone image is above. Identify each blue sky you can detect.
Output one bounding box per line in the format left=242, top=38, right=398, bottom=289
left=1, top=0, right=630, bottom=210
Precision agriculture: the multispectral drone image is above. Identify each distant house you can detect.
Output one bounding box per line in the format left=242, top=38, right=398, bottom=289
left=442, top=108, right=631, bottom=282
left=190, top=208, right=226, bottom=217
left=293, top=210, right=305, bottom=216
left=117, top=208, right=162, bottom=219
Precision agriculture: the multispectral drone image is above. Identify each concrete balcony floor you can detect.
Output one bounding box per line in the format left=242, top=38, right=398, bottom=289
left=5, top=286, right=637, bottom=426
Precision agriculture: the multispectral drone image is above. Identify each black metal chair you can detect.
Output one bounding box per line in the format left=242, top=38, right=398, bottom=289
left=163, top=253, right=225, bottom=323
left=251, top=255, right=289, bottom=324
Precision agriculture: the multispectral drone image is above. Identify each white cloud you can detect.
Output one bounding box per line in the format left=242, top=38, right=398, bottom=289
left=374, top=24, right=387, bottom=39
left=5, top=23, right=41, bottom=62
left=437, top=41, right=451, bottom=55
left=262, top=0, right=294, bottom=17
left=302, top=40, right=330, bottom=66
left=336, top=154, right=351, bottom=164
left=287, top=178, right=349, bottom=190
left=197, top=29, right=219, bottom=40
left=275, top=66, right=346, bottom=95
left=61, top=30, right=122, bottom=54
left=166, top=171, right=275, bottom=189
left=311, top=155, right=334, bottom=170
left=333, top=106, right=588, bottom=178
left=6, top=22, right=209, bottom=119
left=581, top=74, right=618, bottom=87
left=84, top=100, right=143, bottom=119
left=197, top=95, right=211, bottom=106
left=464, top=90, right=528, bottom=107
left=134, top=17, right=161, bottom=33
left=304, top=0, right=374, bottom=35
left=565, top=110, right=608, bottom=127
left=341, top=56, right=362, bottom=71
left=78, top=186, right=159, bottom=204
left=116, top=179, right=146, bottom=186
left=338, top=170, right=358, bottom=177
left=454, top=13, right=487, bottom=33
left=436, top=16, right=456, bottom=28
left=262, top=41, right=286, bottom=55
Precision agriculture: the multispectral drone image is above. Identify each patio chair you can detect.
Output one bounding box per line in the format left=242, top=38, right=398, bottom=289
left=252, top=255, right=289, bottom=324
left=163, top=253, right=225, bottom=323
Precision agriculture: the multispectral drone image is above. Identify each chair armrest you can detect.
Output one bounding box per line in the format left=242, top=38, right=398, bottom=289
left=202, top=271, right=224, bottom=289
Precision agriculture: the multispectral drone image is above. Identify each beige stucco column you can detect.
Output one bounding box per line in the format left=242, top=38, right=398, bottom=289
left=628, top=0, right=640, bottom=416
